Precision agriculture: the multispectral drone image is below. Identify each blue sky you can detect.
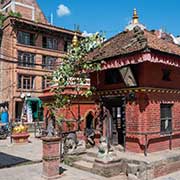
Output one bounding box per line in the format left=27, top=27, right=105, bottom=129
left=37, top=0, right=180, bottom=38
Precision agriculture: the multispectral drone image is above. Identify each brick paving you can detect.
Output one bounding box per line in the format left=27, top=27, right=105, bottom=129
left=0, top=162, right=128, bottom=180
left=0, top=135, right=42, bottom=168
left=0, top=134, right=180, bottom=180
left=154, top=172, right=180, bottom=180
left=0, top=135, right=126, bottom=180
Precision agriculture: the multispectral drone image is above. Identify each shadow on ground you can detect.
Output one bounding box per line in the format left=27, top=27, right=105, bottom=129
left=0, top=152, right=30, bottom=168
left=59, top=166, right=67, bottom=174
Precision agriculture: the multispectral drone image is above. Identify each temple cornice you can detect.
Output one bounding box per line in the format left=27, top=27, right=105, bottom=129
left=96, top=87, right=180, bottom=96
left=102, top=51, right=180, bottom=70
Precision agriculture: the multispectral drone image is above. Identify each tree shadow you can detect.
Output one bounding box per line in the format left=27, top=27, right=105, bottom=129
left=0, top=152, right=31, bottom=168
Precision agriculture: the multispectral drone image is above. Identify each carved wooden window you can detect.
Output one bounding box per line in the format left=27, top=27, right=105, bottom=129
left=18, top=74, right=35, bottom=90
left=64, top=40, right=71, bottom=52
left=17, top=31, right=35, bottom=46
left=42, top=36, right=58, bottom=50
left=42, top=56, right=57, bottom=70
left=42, top=76, right=51, bottom=89
left=18, top=51, right=35, bottom=67
left=160, top=104, right=172, bottom=134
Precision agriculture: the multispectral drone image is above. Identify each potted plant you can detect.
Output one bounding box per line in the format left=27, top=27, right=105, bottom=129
left=11, top=124, right=30, bottom=143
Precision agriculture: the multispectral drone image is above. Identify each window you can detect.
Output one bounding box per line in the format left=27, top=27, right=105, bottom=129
left=42, top=76, right=51, bottom=89
left=18, top=74, right=35, bottom=90
left=17, top=31, right=35, bottom=46
left=105, top=69, right=123, bottom=84
left=64, top=40, right=71, bottom=52
left=42, top=56, right=57, bottom=70
left=160, top=104, right=172, bottom=134
left=162, top=69, right=171, bottom=81
left=18, top=51, right=35, bottom=67
left=42, top=36, right=58, bottom=50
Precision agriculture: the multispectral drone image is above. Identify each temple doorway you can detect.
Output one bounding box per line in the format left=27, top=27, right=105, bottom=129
left=86, top=111, right=94, bottom=129
left=102, top=97, right=126, bottom=146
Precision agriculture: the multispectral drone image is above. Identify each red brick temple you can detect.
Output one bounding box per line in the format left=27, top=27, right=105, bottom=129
left=88, top=9, right=180, bottom=154
left=40, top=84, right=97, bottom=133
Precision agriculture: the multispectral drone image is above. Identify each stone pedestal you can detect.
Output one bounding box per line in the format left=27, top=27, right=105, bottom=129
left=92, top=156, right=123, bottom=177
left=41, top=136, right=61, bottom=179
left=11, top=133, right=30, bottom=143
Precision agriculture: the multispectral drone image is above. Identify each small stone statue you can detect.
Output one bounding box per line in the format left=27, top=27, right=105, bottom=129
left=47, top=120, right=54, bottom=137
left=98, top=136, right=108, bottom=157
left=97, top=136, right=116, bottom=161
left=85, top=128, right=95, bottom=146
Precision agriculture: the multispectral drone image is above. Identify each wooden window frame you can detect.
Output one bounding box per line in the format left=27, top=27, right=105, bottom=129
left=160, top=104, right=172, bottom=134
left=42, top=36, right=58, bottom=50
left=42, top=76, right=51, bottom=89
left=42, top=55, right=57, bottom=70
left=18, top=51, right=35, bottom=67
left=17, top=31, right=35, bottom=46
left=18, top=74, right=35, bottom=90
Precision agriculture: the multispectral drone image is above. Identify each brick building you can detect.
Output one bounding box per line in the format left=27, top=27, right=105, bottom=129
left=40, top=85, right=97, bottom=133
left=0, top=0, right=79, bottom=121
left=88, top=9, right=180, bottom=153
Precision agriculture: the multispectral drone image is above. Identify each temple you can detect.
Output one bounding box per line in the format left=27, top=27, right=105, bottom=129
left=88, top=9, right=180, bottom=154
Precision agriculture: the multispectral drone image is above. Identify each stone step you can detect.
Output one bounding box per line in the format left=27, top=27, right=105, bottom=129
left=86, top=147, right=98, bottom=158
left=82, top=155, right=95, bottom=163
left=86, top=151, right=97, bottom=158
left=109, top=173, right=127, bottom=180
left=113, top=144, right=125, bottom=152
left=127, top=163, right=141, bottom=174
left=72, top=160, right=93, bottom=173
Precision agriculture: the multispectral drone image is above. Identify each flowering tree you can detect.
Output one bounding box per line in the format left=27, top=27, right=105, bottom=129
left=49, top=32, right=105, bottom=130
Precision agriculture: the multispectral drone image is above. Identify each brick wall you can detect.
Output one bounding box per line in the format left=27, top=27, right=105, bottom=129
left=0, top=17, right=74, bottom=119
left=0, top=0, right=48, bottom=23
left=126, top=92, right=180, bottom=153
left=91, top=60, right=180, bottom=153
left=42, top=98, right=96, bottom=132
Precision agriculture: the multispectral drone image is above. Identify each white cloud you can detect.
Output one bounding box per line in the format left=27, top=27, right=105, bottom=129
left=57, top=4, right=71, bottom=17
left=82, top=31, right=93, bottom=37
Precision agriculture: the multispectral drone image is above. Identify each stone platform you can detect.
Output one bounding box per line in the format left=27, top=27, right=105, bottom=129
left=72, top=146, right=180, bottom=180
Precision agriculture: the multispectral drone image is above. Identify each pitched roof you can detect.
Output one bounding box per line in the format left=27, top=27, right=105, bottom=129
left=87, top=26, right=180, bottom=62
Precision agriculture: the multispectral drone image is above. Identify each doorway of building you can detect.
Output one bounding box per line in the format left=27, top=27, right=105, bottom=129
left=86, top=111, right=94, bottom=129
left=15, top=101, right=23, bottom=121
left=102, top=97, right=126, bottom=146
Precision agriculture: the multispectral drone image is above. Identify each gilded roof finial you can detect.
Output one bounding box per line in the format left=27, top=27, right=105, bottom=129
left=72, top=32, right=78, bottom=47
left=133, top=8, right=139, bottom=24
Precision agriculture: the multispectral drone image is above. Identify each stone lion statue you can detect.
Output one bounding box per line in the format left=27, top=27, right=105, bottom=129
left=63, top=132, right=86, bottom=155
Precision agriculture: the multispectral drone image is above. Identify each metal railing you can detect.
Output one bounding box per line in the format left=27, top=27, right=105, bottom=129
left=126, top=129, right=180, bottom=156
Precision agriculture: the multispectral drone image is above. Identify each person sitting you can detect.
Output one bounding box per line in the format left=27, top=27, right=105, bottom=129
left=0, top=107, right=9, bottom=129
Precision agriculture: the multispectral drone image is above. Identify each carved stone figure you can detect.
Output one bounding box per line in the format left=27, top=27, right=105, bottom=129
left=63, top=132, right=86, bottom=155
left=47, top=120, right=55, bottom=137
left=85, top=128, right=95, bottom=146
left=97, top=136, right=116, bottom=161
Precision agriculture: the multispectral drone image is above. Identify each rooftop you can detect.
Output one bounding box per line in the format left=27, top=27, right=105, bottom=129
left=87, top=9, right=180, bottom=62
left=3, top=16, right=80, bottom=36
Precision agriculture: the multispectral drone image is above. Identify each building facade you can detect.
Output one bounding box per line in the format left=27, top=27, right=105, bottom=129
left=88, top=10, right=180, bottom=153
left=0, top=0, right=78, bottom=121
left=40, top=86, right=97, bottom=133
